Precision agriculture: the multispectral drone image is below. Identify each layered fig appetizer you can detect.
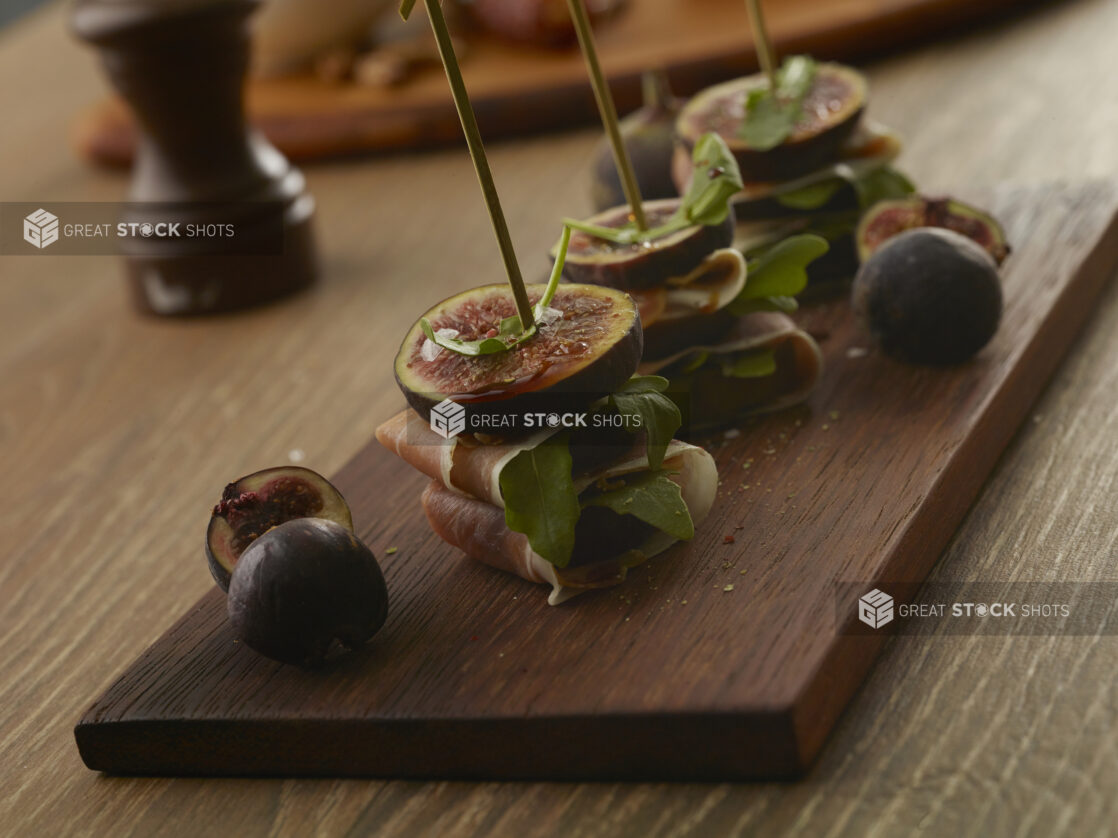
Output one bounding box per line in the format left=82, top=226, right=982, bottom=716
left=671, top=0, right=914, bottom=290
left=558, top=0, right=826, bottom=431
left=378, top=0, right=717, bottom=604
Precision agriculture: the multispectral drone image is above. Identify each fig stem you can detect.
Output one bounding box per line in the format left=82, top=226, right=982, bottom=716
left=745, top=0, right=778, bottom=89
left=422, top=0, right=534, bottom=330
left=641, top=69, right=673, bottom=112
left=566, top=0, right=648, bottom=231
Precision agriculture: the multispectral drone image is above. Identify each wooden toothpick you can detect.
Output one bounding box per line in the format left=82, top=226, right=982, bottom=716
left=566, top=0, right=648, bottom=231
left=420, top=0, right=533, bottom=329
left=745, top=0, right=778, bottom=89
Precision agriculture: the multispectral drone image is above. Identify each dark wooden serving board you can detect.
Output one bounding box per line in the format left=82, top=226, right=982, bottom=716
left=76, top=183, right=1118, bottom=779
left=74, top=0, right=1035, bottom=166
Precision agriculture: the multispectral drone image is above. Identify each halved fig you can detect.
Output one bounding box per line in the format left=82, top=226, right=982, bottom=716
left=676, top=63, right=867, bottom=182
left=857, top=196, right=1010, bottom=265
left=206, top=466, right=353, bottom=592
left=557, top=198, right=734, bottom=290
left=394, top=283, right=642, bottom=421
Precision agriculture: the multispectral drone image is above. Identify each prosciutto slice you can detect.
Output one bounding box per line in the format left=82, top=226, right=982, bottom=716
left=640, top=311, right=823, bottom=427
left=376, top=413, right=718, bottom=604
left=629, top=248, right=747, bottom=329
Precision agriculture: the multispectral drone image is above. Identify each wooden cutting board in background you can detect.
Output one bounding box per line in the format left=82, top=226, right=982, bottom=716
left=74, top=182, right=1118, bottom=779
left=74, top=0, right=1033, bottom=167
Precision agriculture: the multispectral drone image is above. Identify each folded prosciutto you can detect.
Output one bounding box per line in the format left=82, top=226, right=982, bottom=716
left=641, top=311, right=822, bottom=431
left=376, top=408, right=717, bottom=604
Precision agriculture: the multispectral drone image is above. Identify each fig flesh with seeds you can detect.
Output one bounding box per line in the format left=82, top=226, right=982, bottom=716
left=227, top=518, right=388, bottom=667
left=856, top=196, right=1010, bottom=265
left=558, top=198, right=734, bottom=290
left=394, top=283, right=642, bottom=422
left=206, top=466, right=353, bottom=592
left=676, top=63, right=867, bottom=182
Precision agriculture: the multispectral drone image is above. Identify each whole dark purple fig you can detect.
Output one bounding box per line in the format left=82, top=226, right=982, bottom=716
left=227, top=518, right=388, bottom=667
left=852, top=227, right=1002, bottom=366
left=591, top=70, right=682, bottom=211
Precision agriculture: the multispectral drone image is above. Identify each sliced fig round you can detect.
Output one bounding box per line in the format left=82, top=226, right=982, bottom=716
left=857, top=196, right=1010, bottom=265
left=676, top=63, right=867, bottom=182
left=394, top=283, right=642, bottom=422
left=227, top=518, right=388, bottom=667
left=206, top=466, right=353, bottom=592
left=558, top=198, right=734, bottom=290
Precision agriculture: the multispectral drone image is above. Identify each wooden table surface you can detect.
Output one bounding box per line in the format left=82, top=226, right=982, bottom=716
left=2, top=1, right=1117, bottom=835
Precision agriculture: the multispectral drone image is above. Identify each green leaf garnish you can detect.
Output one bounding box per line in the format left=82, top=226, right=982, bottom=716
left=561, top=132, right=743, bottom=247
left=582, top=471, right=694, bottom=542
left=775, top=179, right=846, bottom=211
left=672, top=132, right=744, bottom=229
left=500, top=434, right=580, bottom=568
left=561, top=217, right=641, bottom=246
left=496, top=375, right=696, bottom=567
left=720, top=348, right=777, bottom=379
left=422, top=224, right=571, bottom=357
left=606, top=375, right=681, bottom=470
left=738, top=55, right=817, bottom=151
left=726, top=233, right=829, bottom=316
left=849, top=165, right=916, bottom=209
left=774, top=164, right=915, bottom=212
left=398, top=0, right=417, bottom=21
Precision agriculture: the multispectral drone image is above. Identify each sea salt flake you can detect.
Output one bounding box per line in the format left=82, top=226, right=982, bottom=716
left=420, top=328, right=460, bottom=361
left=537, top=306, right=564, bottom=327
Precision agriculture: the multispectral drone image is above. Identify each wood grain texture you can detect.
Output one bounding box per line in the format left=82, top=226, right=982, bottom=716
left=71, top=0, right=1035, bottom=166
left=72, top=182, right=1118, bottom=780
left=3, top=0, right=1118, bottom=833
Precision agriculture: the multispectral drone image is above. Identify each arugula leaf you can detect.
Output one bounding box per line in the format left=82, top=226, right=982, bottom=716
left=420, top=318, right=521, bottom=357
left=561, top=132, right=742, bottom=247
left=775, top=178, right=846, bottom=211
left=669, top=132, right=744, bottom=229
left=727, top=233, right=829, bottom=316
left=720, top=348, right=777, bottom=379
left=562, top=217, right=640, bottom=246
left=739, top=56, right=817, bottom=151
left=422, top=224, right=571, bottom=357
left=848, top=165, right=915, bottom=209
left=498, top=375, right=691, bottom=567
left=500, top=434, right=580, bottom=568
left=680, top=351, right=709, bottom=374
left=582, top=471, right=694, bottom=542
left=606, top=375, right=681, bottom=470
left=773, top=164, right=915, bottom=213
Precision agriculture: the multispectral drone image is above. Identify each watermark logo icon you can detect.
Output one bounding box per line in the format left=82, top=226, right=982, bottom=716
left=429, top=398, right=466, bottom=440
left=23, top=208, right=59, bottom=249
left=858, top=588, right=894, bottom=629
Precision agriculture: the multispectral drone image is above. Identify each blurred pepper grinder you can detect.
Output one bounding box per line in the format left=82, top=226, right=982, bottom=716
left=72, top=0, right=318, bottom=315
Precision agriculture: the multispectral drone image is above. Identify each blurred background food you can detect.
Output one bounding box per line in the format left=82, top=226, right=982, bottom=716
left=68, top=0, right=1028, bottom=168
